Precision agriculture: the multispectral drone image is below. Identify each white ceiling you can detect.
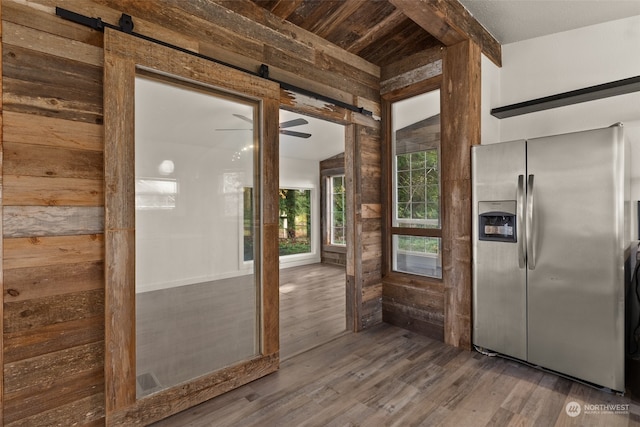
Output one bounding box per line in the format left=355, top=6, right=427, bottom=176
left=458, top=0, right=640, bottom=44
left=279, top=110, right=344, bottom=161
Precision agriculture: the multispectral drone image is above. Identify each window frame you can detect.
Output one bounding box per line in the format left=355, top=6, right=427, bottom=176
left=382, top=77, right=443, bottom=283
left=320, top=164, right=347, bottom=255
left=328, top=174, right=347, bottom=246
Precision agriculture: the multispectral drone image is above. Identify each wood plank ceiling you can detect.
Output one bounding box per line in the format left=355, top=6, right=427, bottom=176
left=250, top=0, right=445, bottom=67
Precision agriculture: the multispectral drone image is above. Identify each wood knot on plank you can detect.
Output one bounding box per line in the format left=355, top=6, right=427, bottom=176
left=6, top=289, right=20, bottom=297
left=20, top=309, right=33, bottom=318
left=28, top=237, right=41, bottom=245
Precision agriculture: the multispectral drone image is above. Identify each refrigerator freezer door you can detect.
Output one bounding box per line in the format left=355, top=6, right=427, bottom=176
left=472, top=140, right=527, bottom=360
left=526, top=126, right=626, bottom=391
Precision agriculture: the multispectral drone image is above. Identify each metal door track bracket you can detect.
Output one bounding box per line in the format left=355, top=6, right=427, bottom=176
left=119, top=14, right=134, bottom=34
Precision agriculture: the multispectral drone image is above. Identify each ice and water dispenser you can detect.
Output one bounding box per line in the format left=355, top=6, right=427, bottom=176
left=478, top=200, right=517, bottom=243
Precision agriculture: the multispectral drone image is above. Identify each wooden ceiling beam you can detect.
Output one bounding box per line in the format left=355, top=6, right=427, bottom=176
left=269, top=0, right=305, bottom=19
left=348, top=9, right=407, bottom=54
left=389, top=0, right=501, bottom=67
left=315, top=0, right=363, bottom=39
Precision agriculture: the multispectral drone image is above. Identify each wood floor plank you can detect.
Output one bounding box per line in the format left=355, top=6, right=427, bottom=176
left=151, top=311, right=640, bottom=427
left=279, top=263, right=346, bottom=359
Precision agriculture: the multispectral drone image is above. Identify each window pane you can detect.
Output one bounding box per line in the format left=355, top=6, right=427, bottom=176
left=391, top=89, right=442, bottom=279
left=246, top=188, right=313, bottom=258
left=278, top=189, right=312, bottom=255
left=329, top=175, right=346, bottom=246
left=392, top=235, right=442, bottom=278
left=392, top=90, right=441, bottom=230
left=135, top=75, right=260, bottom=398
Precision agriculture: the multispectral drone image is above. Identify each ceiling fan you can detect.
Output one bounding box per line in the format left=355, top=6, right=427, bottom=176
left=216, top=114, right=312, bottom=139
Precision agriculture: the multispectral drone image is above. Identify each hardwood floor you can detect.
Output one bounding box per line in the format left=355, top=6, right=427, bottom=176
left=136, top=263, right=346, bottom=397
left=136, top=274, right=259, bottom=397
left=152, top=322, right=640, bottom=426
left=279, top=263, right=347, bottom=359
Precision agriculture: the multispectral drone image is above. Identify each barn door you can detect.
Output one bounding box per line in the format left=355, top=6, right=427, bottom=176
left=103, top=28, right=279, bottom=425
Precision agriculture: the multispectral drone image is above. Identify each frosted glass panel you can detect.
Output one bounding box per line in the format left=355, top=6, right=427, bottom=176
left=134, top=74, right=260, bottom=398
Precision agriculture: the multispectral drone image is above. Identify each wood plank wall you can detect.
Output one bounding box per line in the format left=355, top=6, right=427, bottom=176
left=0, top=0, right=383, bottom=424
left=2, top=1, right=106, bottom=425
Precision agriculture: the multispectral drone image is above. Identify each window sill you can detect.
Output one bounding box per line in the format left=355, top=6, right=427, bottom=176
left=323, top=244, right=347, bottom=254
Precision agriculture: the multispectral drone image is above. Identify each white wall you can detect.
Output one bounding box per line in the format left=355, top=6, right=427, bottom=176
left=482, top=14, right=640, bottom=141
left=481, top=54, right=502, bottom=144
left=135, top=149, right=323, bottom=293
left=497, top=15, right=640, bottom=142
left=481, top=15, right=640, bottom=237
left=135, top=142, right=255, bottom=293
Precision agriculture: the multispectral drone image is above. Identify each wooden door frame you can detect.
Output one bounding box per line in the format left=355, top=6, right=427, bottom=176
left=103, top=28, right=280, bottom=425
left=279, top=97, right=381, bottom=332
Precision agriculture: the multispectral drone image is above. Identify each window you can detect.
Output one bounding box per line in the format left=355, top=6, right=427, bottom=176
left=244, top=187, right=312, bottom=260
left=278, top=189, right=312, bottom=256
left=329, top=175, right=346, bottom=246
left=395, top=150, right=439, bottom=228
left=390, top=90, right=442, bottom=279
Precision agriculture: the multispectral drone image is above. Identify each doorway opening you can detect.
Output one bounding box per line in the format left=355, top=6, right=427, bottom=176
left=277, top=109, right=348, bottom=359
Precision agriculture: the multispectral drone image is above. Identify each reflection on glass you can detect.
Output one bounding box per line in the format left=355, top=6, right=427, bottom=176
left=134, top=74, right=260, bottom=398
left=392, top=235, right=442, bottom=278
left=135, top=178, right=177, bottom=210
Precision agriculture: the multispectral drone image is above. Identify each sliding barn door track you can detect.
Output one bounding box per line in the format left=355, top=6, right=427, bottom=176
left=55, top=7, right=374, bottom=118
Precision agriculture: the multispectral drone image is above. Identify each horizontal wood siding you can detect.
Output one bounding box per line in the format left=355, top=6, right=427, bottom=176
left=382, top=280, right=445, bottom=341
left=1, top=0, right=382, bottom=424
left=2, top=0, right=106, bottom=424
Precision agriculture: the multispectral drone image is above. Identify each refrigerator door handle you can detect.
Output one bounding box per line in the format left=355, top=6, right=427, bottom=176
left=517, top=174, right=526, bottom=268
left=526, top=174, right=536, bottom=270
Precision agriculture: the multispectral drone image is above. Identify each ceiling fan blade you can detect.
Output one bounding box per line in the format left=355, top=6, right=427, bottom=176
left=233, top=114, right=253, bottom=124
left=280, top=130, right=312, bottom=139
left=279, top=118, right=308, bottom=129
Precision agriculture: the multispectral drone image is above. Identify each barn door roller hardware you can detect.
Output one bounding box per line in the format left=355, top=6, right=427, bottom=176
left=55, top=7, right=373, bottom=117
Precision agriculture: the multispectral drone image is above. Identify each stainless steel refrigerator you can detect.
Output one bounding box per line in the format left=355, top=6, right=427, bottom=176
left=472, top=124, right=630, bottom=392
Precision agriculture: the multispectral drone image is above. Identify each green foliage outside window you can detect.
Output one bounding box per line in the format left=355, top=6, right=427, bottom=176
left=244, top=187, right=312, bottom=261
left=396, top=149, right=439, bottom=232
left=396, top=235, right=440, bottom=254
